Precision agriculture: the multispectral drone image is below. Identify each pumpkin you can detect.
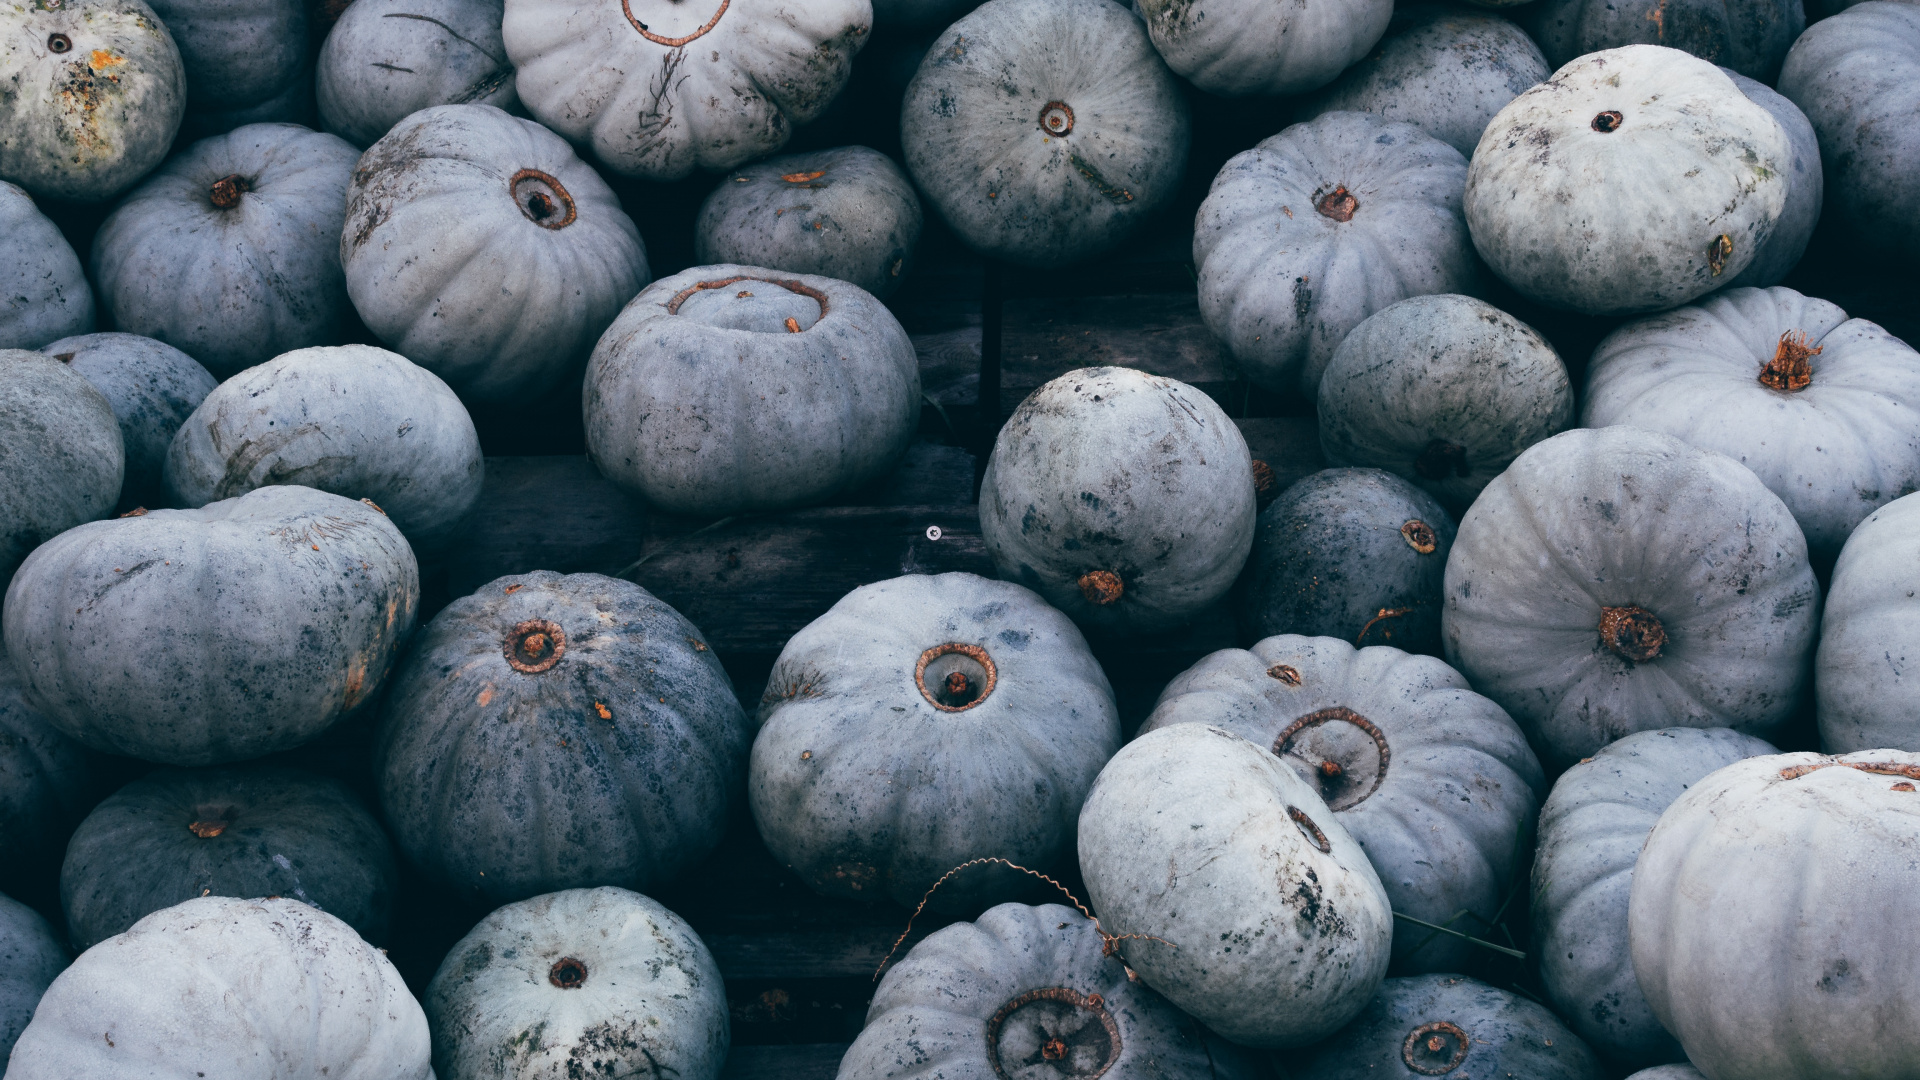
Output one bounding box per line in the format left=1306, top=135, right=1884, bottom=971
left=1816, top=492, right=1920, bottom=752
left=840, top=902, right=1263, bottom=1080
left=0, top=0, right=184, bottom=202
left=60, top=765, right=397, bottom=950
left=316, top=0, right=516, bottom=149
left=1581, top=287, right=1920, bottom=565
left=502, top=0, right=870, bottom=182
left=1441, top=425, right=1819, bottom=771
left=1194, top=111, right=1478, bottom=397
left=1531, top=727, right=1776, bottom=1069
left=1776, top=1, right=1920, bottom=261
left=377, top=571, right=746, bottom=904
left=1241, top=470, right=1458, bottom=654
left=1630, top=750, right=1920, bottom=1080
left=342, top=104, right=649, bottom=405
left=872, top=0, right=981, bottom=26
left=146, top=0, right=310, bottom=135
left=1317, top=295, right=1572, bottom=514
left=0, top=184, right=93, bottom=349
left=750, top=572, right=1119, bottom=912
left=1300, top=7, right=1550, bottom=157
left=166, top=345, right=484, bottom=551
left=1135, top=0, right=1391, bottom=97
left=1078, top=723, right=1394, bottom=1048
left=0, top=892, right=64, bottom=1072
left=6, top=896, right=430, bottom=1080
left=4, top=485, right=418, bottom=766
left=91, top=123, right=360, bottom=379
left=1719, top=70, right=1821, bottom=291
left=901, top=0, right=1190, bottom=268
left=979, top=367, right=1255, bottom=637
left=1294, top=973, right=1605, bottom=1079
left=0, top=651, right=92, bottom=889
left=1524, top=0, right=1803, bottom=83
left=1140, top=635, right=1541, bottom=973
left=426, top=887, right=728, bottom=1080
left=41, top=333, right=215, bottom=513
left=1465, top=46, right=1791, bottom=316
left=0, top=354, right=124, bottom=596
left=694, top=146, right=923, bottom=300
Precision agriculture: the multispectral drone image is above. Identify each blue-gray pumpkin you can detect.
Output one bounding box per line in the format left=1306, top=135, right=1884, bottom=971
left=1295, top=974, right=1605, bottom=1079
left=1136, top=0, right=1391, bottom=97
left=0, top=653, right=92, bottom=891
left=0, top=354, right=124, bottom=597
left=146, top=0, right=311, bottom=135
left=1719, top=70, right=1821, bottom=291
left=0, top=893, right=64, bottom=1072
left=1524, top=0, right=1803, bottom=82
left=316, top=0, right=516, bottom=149
left=1816, top=492, right=1920, bottom=753
left=0, top=184, right=93, bottom=350
left=42, top=333, right=215, bottom=513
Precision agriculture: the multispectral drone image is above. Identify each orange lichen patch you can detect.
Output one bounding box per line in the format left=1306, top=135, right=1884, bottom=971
left=187, top=819, right=227, bottom=838
left=593, top=701, right=612, bottom=720
left=88, top=50, right=125, bottom=72
left=1078, top=570, right=1124, bottom=605
left=782, top=170, right=826, bottom=183
left=360, top=497, right=385, bottom=515
left=1759, top=329, right=1819, bottom=392
left=477, top=683, right=495, bottom=707
left=344, top=663, right=367, bottom=706
left=503, top=583, right=523, bottom=594
left=687, top=637, right=708, bottom=651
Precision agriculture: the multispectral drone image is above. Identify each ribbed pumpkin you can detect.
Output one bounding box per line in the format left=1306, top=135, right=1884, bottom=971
left=316, top=0, right=515, bottom=149
left=1135, top=0, right=1391, bottom=97
left=0, top=893, right=64, bottom=1072
left=1817, top=492, right=1920, bottom=753
left=146, top=0, right=311, bottom=134
left=1, top=354, right=125, bottom=596
left=1294, top=974, right=1605, bottom=1079
left=1524, top=0, right=1803, bottom=82
left=41, top=333, right=215, bottom=513
left=0, top=184, right=93, bottom=349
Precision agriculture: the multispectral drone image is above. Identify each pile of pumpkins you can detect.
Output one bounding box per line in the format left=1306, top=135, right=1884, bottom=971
left=1, top=0, right=1918, bottom=1077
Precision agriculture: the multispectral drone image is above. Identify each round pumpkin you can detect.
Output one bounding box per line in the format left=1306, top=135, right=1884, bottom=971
left=1317, top=294, right=1573, bottom=513
left=841, top=902, right=1263, bottom=1080
left=901, top=0, right=1190, bottom=268
left=979, top=366, right=1256, bottom=637
left=1441, top=425, right=1819, bottom=772
left=695, top=146, right=923, bottom=300
left=1531, top=727, right=1776, bottom=1069
left=1719, top=70, right=1821, bottom=291
left=1630, top=750, right=1920, bottom=1079
left=0, top=652, right=92, bottom=890
left=1816, top=492, right=1920, bottom=753
left=342, top=104, right=649, bottom=405
left=0, top=354, right=124, bottom=596
left=377, top=571, right=747, bottom=904
left=1135, top=0, right=1391, bottom=97
left=166, top=345, right=484, bottom=551
left=4, top=485, right=418, bottom=766
left=1465, top=46, right=1792, bottom=316
left=1524, top=0, right=1803, bottom=83
left=503, top=0, right=870, bottom=182
left=584, top=265, right=919, bottom=516
left=1294, top=973, right=1605, bottom=1079
left=41, top=334, right=214, bottom=514
left=1078, top=723, right=1393, bottom=1048
left=316, top=0, right=516, bottom=149
left=0, top=184, right=93, bottom=349
left=91, top=123, right=360, bottom=379
left=1140, top=635, right=1542, bottom=973
left=147, top=0, right=310, bottom=134
left=60, top=765, right=397, bottom=950
left=0, top=0, right=185, bottom=202
left=0, top=893, right=64, bottom=1072
left=6, top=895, right=430, bottom=1080
left=750, top=572, right=1119, bottom=912
left=1777, top=1, right=1920, bottom=261
left=1241, top=470, right=1457, bottom=654
left=426, top=887, right=728, bottom=1080
left=1300, top=7, right=1550, bottom=157
left=1195, top=110, right=1478, bottom=397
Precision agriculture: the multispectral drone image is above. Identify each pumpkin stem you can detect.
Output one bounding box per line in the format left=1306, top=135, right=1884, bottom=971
left=1038, top=101, right=1075, bottom=137
left=915, top=642, right=996, bottom=711
left=1316, top=184, right=1359, bottom=222
left=1414, top=439, right=1469, bottom=481
left=1758, top=330, right=1819, bottom=392
left=504, top=619, right=567, bottom=674
left=509, top=168, right=578, bottom=230
left=209, top=174, right=250, bottom=209
left=1077, top=570, right=1124, bottom=606
left=1400, top=520, right=1437, bottom=554
left=1590, top=110, right=1623, bottom=133
left=1598, top=605, right=1666, bottom=662
left=1250, top=459, right=1276, bottom=503
left=548, top=957, right=588, bottom=988
left=187, top=804, right=234, bottom=838
left=1272, top=706, right=1392, bottom=810
left=986, top=988, right=1120, bottom=1077
left=1403, top=1020, right=1470, bottom=1075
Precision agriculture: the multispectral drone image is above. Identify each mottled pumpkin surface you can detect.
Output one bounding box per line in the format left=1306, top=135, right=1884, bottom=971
left=1296, top=973, right=1605, bottom=1079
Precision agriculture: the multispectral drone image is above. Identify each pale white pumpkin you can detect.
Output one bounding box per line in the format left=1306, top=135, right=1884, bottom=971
left=1135, top=0, right=1391, bottom=97
left=1816, top=492, right=1920, bottom=753
left=317, top=0, right=516, bottom=149
left=0, top=183, right=92, bottom=349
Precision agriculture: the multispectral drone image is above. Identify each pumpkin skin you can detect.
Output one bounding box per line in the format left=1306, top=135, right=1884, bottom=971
left=751, top=573, right=1119, bottom=913
left=0, top=893, right=65, bottom=1072
left=1441, top=426, right=1820, bottom=772
left=146, top=0, right=310, bottom=135
left=584, top=265, right=919, bottom=517
left=1300, top=7, right=1550, bottom=157
left=6, top=895, right=431, bottom=1080
left=503, top=0, right=870, bottom=182
left=91, top=123, right=360, bottom=379
left=1626, top=1069, right=1705, bottom=1080
left=0, top=183, right=93, bottom=349
left=1295, top=974, right=1605, bottom=1079
left=1777, top=2, right=1920, bottom=261
left=980, top=367, right=1255, bottom=637
left=1195, top=111, right=1478, bottom=397
left=0, top=653, right=93, bottom=889
left=841, top=902, right=1264, bottom=1080
left=1241, top=470, right=1457, bottom=655
left=1630, top=750, right=1920, bottom=1080
left=1531, top=727, right=1776, bottom=1069
left=318, top=0, right=516, bottom=149
left=42, top=333, right=215, bottom=513
left=1140, top=636, right=1542, bottom=974
left=0, top=0, right=184, bottom=202
left=1525, top=0, right=1803, bottom=83
left=1816, top=492, right=1920, bottom=752
left=1136, top=0, right=1391, bottom=97
left=1317, top=295, right=1572, bottom=514
left=4, top=485, right=419, bottom=766
left=426, top=887, right=728, bottom=1080
left=902, top=0, right=1190, bottom=269
left=695, top=146, right=923, bottom=300
left=1582, top=287, right=1920, bottom=564
left=166, top=345, right=484, bottom=551
left=60, top=766, right=398, bottom=951
left=1719, top=71, right=1820, bottom=291
left=1465, top=46, right=1791, bottom=316
left=0, top=354, right=124, bottom=597
left=377, top=571, right=747, bottom=905
left=342, top=104, right=650, bottom=405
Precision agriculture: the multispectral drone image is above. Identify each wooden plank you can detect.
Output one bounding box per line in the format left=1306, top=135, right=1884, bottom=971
left=722, top=1044, right=848, bottom=1080
left=705, top=925, right=944, bottom=980
left=1000, top=293, right=1234, bottom=415
left=443, top=456, right=649, bottom=600
left=1237, top=415, right=1326, bottom=496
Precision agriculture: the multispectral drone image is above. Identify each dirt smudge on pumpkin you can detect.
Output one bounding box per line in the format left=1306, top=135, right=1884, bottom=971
left=53, top=56, right=124, bottom=168
left=1282, top=866, right=1353, bottom=940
